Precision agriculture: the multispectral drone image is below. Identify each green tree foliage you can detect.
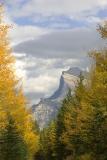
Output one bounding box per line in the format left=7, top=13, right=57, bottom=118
left=39, top=22, right=107, bottom=160
left=56, top=75, right=86, bottom=160
left=0, top=115, right=28, bottom=160
left=83, top=51, right=107, bottom=160
left=38, top=121, right=57, bottom=160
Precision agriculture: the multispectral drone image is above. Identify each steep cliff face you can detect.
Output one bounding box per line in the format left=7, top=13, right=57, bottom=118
left=32, top=67, right=82, bottom=129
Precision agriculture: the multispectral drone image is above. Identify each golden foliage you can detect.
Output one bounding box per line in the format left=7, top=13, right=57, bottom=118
left=98, top=21, right=107, bottom=39
left=0, top=5, right=39, bottom=159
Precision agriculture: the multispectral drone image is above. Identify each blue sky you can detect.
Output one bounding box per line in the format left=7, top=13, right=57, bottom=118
left=4, top=0, right=107, bottom=104
left=12, top=10, right=106, bottom=28
left=13, top=15, right=88, bottom=29
left=5, top=0, right=107, bottom=29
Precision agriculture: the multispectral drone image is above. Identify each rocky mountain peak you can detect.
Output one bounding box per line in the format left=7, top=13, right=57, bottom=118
left=32, top=67, right=83, bottom=129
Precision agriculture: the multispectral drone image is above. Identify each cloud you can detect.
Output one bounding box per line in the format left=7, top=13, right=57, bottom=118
left=4, top=0, right=107, bottom=104
left=6, top=0, right=107, bottom=18
left=13, top=25, right=106, bottom=104
left=9, top=24, right=49, bottom=45
left=15, top=55, right=89, bottom=104
left=3, top=7, right=49, bottom=45
left=5, top=0, right=107, bottom=30
left=15, top=57, right=63, bottom=104
left=14, top=27, right=105, bottom=59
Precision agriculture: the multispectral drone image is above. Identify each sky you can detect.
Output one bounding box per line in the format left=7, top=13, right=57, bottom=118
left=3, top=0, right=107, bottom=104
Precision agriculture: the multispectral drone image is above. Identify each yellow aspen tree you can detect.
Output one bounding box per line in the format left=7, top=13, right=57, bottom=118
left=0, top=5, right=39, bottom=159
left=98, top=21, right=107, bottom=38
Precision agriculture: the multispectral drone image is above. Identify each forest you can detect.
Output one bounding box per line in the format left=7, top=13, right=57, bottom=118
left=0, top=5, right=107, bottom=160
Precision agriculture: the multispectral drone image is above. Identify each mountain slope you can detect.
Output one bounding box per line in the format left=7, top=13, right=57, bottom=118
left=32, top=67, right=84, bottom=129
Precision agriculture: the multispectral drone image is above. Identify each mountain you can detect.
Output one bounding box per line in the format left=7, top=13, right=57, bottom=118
left=32, top=67, right=84, bottom=129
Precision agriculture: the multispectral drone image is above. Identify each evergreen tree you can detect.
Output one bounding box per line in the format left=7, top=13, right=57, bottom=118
left=0, top=115, right=27, bottom=160
left=56, top=89, right=72, bottom=160
left=35, top=21, right=107, bottom=160
left=82, top=51, right=107, bottom=160
left=76, top=22, right=107, bottom=160
left=56, top=75, right=86, bottom=160
left=39, top=121, right=57, bottom=160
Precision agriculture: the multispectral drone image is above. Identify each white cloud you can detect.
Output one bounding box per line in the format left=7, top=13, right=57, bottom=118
left=24, top=75, right=58, bottom=93
left=12, top=25, right=106, bottom=104
left=14, top=27, right=106, bottom=59
left=4, top=0, right=107, bottom=104
left=9, top=25, right=49, bottom=46
left=14, top=55, right=85, bottom=104
left=6, top=0, right=107, bottom=18
left=3, top=7, right=50, bottom=45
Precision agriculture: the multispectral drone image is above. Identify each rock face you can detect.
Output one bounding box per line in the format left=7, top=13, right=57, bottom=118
left=32, top=67, right=83, bottom=129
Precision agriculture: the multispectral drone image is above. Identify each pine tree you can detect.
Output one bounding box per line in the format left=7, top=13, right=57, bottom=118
left=56, top=75, right=86, bottom=160
left=84, top=51, right=107, bottom=160
left=36, top=21, right=107, bottom=160
left=76, top=22, right=107, bottom=160
left=56, top=89, right=73, bottom=160
left=39, top=121, right=57, bottom=160
left=0, top=115, right=27, bottom=160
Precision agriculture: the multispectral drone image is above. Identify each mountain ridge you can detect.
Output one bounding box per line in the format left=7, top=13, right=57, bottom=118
left=32, top=67, right=84, bottom=129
